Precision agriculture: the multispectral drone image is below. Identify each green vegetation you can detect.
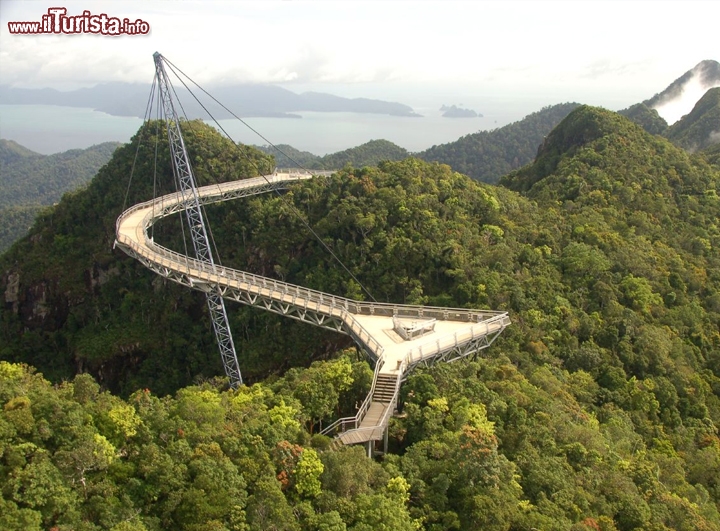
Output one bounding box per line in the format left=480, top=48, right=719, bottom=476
left=0, top=139, right=119, bottom=252
left=618, top=103, right=668, bottom=135
left=0, top=121, right=274, bottom=394
left=2, top=106, right=720, bottom=530
left=256, top=139, right=409, bottom=171
left=255, top=144, right=321, bottom=168
left=0, top=205, right=44, bottom=253
left=702, top=142, right=720, bottom=166
left=417, top=102, right=580, bottom=183
left=318, top=139, right=409, bottom=169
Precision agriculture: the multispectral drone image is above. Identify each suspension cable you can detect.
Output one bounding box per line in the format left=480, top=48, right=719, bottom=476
left=151, top=86, right=161, bottom=242
left=122, top=75, right=157, bottom=214
left=163, top=56, right=326, bottom=173
left=160, top=54, right=377, bottom=302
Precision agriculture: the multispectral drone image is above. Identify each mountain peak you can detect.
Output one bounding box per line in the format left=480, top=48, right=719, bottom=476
left=646, top=59, right=720, bottom=124
left=664, top=86, right=720, bottom=151
left=526, top=105, right=633, bottom=182
left=499, top=105, right=670, bottom=194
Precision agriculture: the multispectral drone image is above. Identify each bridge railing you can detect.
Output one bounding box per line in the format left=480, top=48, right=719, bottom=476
left=117, top=177, right=507, bottom=322
left=118, top=226, right=388, bottom=360
left=329, top=363, right=405, bottom=443
left=115, top=172, right=509, bottom=358
left=402, top=313, right=511, bottom=368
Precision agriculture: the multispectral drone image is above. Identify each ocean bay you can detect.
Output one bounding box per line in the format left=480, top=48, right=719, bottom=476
left=0, top=104, right=528, bottom=156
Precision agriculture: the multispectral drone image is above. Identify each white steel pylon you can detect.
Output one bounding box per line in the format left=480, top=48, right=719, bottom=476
left=153, top=52, right=243, bottom=387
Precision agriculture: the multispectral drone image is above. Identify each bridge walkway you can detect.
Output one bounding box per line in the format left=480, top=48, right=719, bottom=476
left=114, top=171, right=510, bottom=450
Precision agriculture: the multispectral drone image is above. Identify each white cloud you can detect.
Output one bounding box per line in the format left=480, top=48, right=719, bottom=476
left=0, top=0, right=718, bottom=110
left=653, top=70, right=720, bottom=124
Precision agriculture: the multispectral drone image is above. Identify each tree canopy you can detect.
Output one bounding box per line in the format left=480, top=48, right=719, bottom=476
left=2, top=107, right=720, bottom=530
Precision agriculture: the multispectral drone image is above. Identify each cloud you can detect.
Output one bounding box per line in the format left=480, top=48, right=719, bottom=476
left=653, top=70, right=720, bottom=124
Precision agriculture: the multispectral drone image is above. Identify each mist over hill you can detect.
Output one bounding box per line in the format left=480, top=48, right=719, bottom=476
left=645, top=59, right=720, bottom=124
left=665, top=87, right=720, bottom=152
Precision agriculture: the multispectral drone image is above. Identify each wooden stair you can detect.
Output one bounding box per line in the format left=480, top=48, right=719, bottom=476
left=373, top=373, right=398, bottom=403
left=332, top=372, right=401, bottom=446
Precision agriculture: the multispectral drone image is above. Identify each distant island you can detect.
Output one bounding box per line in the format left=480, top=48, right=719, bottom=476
left=441, top=104, right=482, bottom=118
left=0, top=83, right=422, bottom=119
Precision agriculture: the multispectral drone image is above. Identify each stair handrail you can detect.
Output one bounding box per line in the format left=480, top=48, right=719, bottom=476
left=320, top=356, right=385, bottom=436
left=333, top=363, right=405, bottom=441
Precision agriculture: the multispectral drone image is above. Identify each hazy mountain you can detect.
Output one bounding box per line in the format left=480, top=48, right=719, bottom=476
left=0, top=138, right=40, bottom=163
left=0, top=82, right=421, bottom=119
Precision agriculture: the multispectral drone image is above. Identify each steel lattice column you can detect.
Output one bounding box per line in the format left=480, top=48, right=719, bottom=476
left=153, top=52, right=243, bottom=387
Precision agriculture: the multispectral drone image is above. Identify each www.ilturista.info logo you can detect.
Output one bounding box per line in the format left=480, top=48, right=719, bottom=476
left=7, top=7, right=150, bottom=35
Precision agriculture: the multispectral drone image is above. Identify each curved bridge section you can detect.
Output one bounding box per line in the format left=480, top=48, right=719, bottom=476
left=114, top=171, right=510, bottom=450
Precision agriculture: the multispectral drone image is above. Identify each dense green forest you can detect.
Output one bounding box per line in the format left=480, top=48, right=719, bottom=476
left=0, top=140, right=120, bottom=252
left=617, top=104, right=668, bottom=136
left=2, top=105, right=720, bottom=530
left=416, top=103, right=581, bottom=183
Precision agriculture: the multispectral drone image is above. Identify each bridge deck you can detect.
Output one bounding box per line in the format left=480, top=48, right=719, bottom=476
left=115, top=171, right=510, bottom=448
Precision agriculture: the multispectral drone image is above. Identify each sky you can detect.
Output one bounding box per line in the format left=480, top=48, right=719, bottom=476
left=1, top=0, right=719, bottom=113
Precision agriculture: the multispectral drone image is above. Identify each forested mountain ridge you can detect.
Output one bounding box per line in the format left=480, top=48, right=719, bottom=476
left=0, top=140, right=120, bottom=252
left=416, top=102, right=581, bottom=183
left=256, top=139, right=409, bottom=170
left=617, top=103, right=668, bottom=135
left=0, top=138, right=39, bottom=163
left=0, top=140, right=120, bottom=208
left=2, top=110, right=720, bottom=530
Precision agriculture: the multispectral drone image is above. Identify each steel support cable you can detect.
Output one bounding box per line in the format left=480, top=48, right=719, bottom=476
left=122, top=75, right=158, bottom=214
left=163, top=56, right=327, bottom=173
left=151, top=88, right=162, bottom=242
left=161, top=55, right=377, bottom=302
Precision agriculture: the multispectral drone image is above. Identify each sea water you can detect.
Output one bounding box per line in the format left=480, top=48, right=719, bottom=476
left=0, top=102, right=535, bottom=156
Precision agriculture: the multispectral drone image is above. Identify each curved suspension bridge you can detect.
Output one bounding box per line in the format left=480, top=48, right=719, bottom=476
left=114, top=53, right=510, bottom=455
